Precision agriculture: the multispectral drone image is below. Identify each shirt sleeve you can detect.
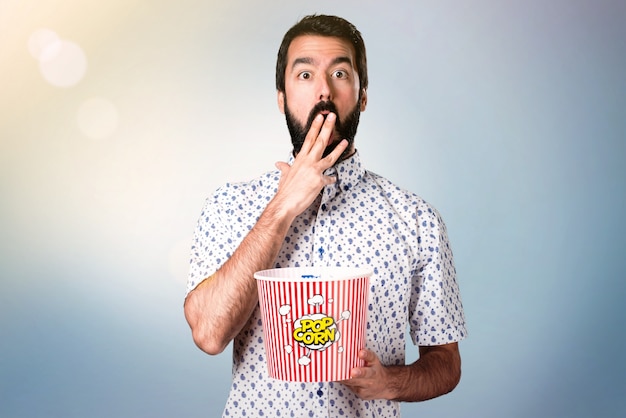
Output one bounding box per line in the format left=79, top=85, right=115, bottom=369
left=409, top=202, right=467, bottom=345
left=185, top=187, right=237, bottom=298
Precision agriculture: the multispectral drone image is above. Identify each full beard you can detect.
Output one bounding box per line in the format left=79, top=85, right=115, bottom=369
left=284, top=98, right=361, bottom=161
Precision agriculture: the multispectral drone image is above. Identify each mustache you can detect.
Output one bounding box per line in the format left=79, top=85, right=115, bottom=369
left=305, top=101, right=340, bottom=128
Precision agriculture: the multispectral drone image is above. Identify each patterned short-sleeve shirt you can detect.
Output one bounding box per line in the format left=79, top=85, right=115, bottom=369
left=187, top=151, right=467, bottom=417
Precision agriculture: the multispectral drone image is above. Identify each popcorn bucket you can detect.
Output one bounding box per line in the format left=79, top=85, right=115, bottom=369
left=254, top=267, right=371, bottom=382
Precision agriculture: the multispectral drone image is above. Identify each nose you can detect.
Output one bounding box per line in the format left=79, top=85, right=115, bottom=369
left=318, top=74, right=332, bottom=101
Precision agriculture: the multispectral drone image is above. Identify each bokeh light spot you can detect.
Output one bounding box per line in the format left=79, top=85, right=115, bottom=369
left=28, top=28, right=61, bottom=61
left=37, top=37, right=87, bottom=87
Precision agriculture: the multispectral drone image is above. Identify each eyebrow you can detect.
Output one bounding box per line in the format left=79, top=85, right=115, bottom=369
left=291, top=56, right=354, bottom=70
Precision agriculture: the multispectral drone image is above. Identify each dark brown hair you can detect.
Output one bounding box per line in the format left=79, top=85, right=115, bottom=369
left=275, top=15, right=368, bottom=93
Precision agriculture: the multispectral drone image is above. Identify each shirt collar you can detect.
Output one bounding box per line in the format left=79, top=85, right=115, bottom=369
left=327, top=150, right=364, bottom=193
left=287, top=150, right=365, bottom=203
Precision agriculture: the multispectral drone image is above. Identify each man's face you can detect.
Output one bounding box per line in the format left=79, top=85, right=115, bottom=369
left=278, top=35, right=367, bottom=158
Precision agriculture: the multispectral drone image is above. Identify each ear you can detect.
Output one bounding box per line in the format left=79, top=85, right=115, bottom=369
left=359, top=88, right=368, bottom=112
left=277, top=90, right=285, bottom=114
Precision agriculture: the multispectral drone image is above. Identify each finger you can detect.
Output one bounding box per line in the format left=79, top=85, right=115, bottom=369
left=350, top=366, right=365, bottom=379
left=360, top=349, right=378, bottom=366
left=310, top=113, right=337, bottom=158
left=298, top=114, right=325, bottom=155
left=321, top=171, right=339, bottom=187
left=348, top=351, right=376, bottom=378
left=275, top=161, right=290, bottom=173
left=321, top=139, right=349, bottom=169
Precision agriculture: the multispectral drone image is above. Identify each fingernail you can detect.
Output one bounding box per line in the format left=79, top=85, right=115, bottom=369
left=327, top=113, right=336, bottom=121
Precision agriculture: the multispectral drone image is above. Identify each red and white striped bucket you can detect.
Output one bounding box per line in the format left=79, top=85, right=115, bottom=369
left=255, top=267, right=371, bottom=382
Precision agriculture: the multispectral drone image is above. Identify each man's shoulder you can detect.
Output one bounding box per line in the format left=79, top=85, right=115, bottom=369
left=362, top=170, right=445, bottom=219
left=211, top=170, right=281, bottom=201
left=364, top=170, right=424, bottom=204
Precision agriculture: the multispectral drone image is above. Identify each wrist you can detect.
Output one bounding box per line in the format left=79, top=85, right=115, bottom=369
left=383, top=364, right=416, bottom=402
left=265, top=193, right=301, bottom=226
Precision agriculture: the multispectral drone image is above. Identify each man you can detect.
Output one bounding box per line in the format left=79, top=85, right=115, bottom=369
left=184, top=14, right=467, bottom=417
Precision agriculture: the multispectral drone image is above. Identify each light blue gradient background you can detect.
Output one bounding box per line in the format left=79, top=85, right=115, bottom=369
left=1, top=1, right=624, bottom=417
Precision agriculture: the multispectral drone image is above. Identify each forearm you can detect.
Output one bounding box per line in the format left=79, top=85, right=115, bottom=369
left=385, top=344, right=461, bottom=402
left=184, top=198, right=295, bottom=355
left=185, top=114, right=346, bottom=355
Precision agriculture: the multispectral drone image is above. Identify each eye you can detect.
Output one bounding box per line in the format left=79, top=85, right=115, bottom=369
left=333, top=70, right=348, bottom=79
left=298, top=71, right=312, bottom=80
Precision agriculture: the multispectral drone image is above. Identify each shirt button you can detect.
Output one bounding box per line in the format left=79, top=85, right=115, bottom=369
left=317, top=389, right=323, bottom=397
left=321, top=203, right=327, bottom=211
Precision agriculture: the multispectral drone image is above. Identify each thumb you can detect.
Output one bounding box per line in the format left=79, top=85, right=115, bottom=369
left=275, top=161, right=290, bottom=174
left=361, top=349, right=379, bottom=366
